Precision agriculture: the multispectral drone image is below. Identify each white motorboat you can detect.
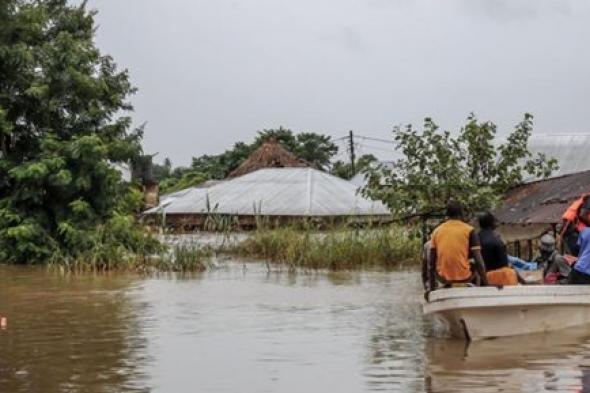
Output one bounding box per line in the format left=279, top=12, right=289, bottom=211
left=423, top=285, right=590, bottom=340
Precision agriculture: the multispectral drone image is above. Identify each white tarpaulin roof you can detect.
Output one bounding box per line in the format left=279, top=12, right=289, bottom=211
left=528, top=134, right=590, bottom=178
left=145, top=167, right=390, bottom=217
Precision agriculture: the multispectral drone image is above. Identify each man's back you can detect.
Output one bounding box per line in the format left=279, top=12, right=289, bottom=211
left=479, top=228, right=509, bottom=272
left=431, top=219, right=477, bottom=281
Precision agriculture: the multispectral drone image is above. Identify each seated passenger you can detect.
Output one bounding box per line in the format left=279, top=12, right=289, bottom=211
left=427, top=201, right=488, bottom=292
left=534, top=234, right=571, bottom=284
left=561, top=194, right=590, bottom=256
left=568, top=225, right=590, bottom=284
left=478, top=212, right=520, bottom=286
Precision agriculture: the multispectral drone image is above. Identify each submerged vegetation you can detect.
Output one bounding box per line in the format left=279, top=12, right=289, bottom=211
left=230, top=225, right=421, bottom=270
left=47, top=239, right=213, bottom=273
left=148, top=243, right=214, bottom=273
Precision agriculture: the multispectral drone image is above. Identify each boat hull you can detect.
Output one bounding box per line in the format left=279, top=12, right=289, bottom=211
left=423, top=285, right=590, bottom=340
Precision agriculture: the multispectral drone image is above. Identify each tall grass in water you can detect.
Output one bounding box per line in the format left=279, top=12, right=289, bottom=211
left=149, top=243, right=214, bottom=273
left=47, top=235, right=213, bottom=273
left=232, top=225, right=421, bottom=270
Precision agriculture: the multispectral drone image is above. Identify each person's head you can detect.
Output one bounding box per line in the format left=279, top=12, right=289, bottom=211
left=579, top=195, right=590, bottom=226
left=539, top=234, right=556, bottom=255
left=478, top=211, right=497, bottom=230
left=446, top=200, right=464, bottom=220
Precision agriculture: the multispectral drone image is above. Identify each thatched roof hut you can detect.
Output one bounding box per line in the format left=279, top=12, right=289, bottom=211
left=227, top=139, right=309, bottom=178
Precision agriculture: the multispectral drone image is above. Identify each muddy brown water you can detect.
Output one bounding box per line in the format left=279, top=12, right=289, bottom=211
left=1, top=263, right=590, bottom=392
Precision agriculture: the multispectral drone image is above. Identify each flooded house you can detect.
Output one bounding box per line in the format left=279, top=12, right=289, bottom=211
left=495, top=135, right=590, bottom=258
left=143, top=140, right=391, bottom=231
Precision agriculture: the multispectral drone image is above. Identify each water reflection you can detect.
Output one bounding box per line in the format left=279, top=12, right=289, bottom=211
left=4, top=263, right=590, bottom=392
left=0, top=266, right=150, bottom=393
left=425, top=326, right=590, bottom=392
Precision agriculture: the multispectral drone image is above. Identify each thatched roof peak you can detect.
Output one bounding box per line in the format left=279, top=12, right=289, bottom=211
left=228, top=139, right=309, bottom=178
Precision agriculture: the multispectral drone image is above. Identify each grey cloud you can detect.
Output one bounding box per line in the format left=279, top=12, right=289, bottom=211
left=319, top=26, right=369, bottom=53
left=84, top=0, right=590, bottom=166
left=457, top=0, right=573, bottom=22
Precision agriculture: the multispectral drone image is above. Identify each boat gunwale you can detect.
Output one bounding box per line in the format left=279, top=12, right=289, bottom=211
left=424, top=285, right=590, bottom=315
left=427, top=285, right=590, bottom=302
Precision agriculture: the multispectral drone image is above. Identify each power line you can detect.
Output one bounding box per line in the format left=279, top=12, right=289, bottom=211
left=358, top=144, right=397, bottom=154
left=333, top=133, right=396, bottom=146
left=356, top=135, right=397, bottom=145
left=332, top=135, right=349, bottom=142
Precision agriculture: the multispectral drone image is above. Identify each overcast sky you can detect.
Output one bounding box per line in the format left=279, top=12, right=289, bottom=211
left=86, top=0, right=590, bottom=166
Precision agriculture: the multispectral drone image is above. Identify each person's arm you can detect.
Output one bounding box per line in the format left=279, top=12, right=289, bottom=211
left=421, top=245, right=429, bottom=291
left=469, top=230, right=488, bottom=286
left=497, top=235, right=510, bottom=267
left=472, top=249, right=489, bottom=286
left=555, top=254, right=573, bottom=276
left=426, top=245, right=437, bottom=300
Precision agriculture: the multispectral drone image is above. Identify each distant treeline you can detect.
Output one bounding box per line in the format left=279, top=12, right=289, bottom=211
left=154, top=127, right=377, bottom=193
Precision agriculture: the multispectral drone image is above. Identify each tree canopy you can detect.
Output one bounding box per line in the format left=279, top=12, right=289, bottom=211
left=155, top=127, right=340, bottom=193
left=331, top=154, right=378, bottom=180
left=363, top=114, right=558, bottom=219
left=0, top=0, right=156, bottom=264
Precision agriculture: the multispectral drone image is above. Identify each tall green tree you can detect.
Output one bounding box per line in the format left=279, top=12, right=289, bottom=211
left=0, top=0, right=154, bottom=264
left=293, top=132, right=338, bottom=170
left=331, top=154, right=378, bottom=180
left=187, top=127, right=339, bottom=181
left=363, top=114, right=558, bottom=219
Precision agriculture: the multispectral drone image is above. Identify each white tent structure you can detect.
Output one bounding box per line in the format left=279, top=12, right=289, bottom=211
left=145, top=167, right=390, bottom=220
left=528, top=134, right=590, bottom=178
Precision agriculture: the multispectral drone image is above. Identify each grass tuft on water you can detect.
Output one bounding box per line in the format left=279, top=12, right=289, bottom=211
left=231, top=225, right=421, bottom=270
left=47, top=241, right=214, bottom=273
left=150, top=243, right=214, bottom=273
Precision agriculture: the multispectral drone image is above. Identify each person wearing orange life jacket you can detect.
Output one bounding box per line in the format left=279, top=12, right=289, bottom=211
left=561, top=194, right=590, bottom=256
left=426, top=201, right=488, bottom=298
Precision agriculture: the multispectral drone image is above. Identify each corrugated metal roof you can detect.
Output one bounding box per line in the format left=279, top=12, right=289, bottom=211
left=158, top=180, right=222, bottom=206
left=528, top=134, right=590, bottom=178
left=145, top=167, right=390, bottom=217
left=495, top=170, right=590, bottom=225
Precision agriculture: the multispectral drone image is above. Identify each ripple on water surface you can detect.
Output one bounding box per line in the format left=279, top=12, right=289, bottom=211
left=2, top=263, right=590, bottom=392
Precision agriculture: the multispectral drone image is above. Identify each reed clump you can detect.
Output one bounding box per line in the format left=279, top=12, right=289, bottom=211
left=150, top=243, right=214, bottom=273
left=231, top=225, right=421, bottom=270
left=47, top=237, right=213, bottom=273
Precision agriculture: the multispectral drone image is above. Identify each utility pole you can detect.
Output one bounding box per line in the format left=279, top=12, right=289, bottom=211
left=348, top=130, right=356, bottom=177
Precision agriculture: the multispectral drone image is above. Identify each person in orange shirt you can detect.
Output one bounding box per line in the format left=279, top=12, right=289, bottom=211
left=426, top=201, right=488, bottom=296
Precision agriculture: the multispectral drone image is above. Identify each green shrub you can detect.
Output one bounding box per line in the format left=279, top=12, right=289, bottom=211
left=231, top=225, right=421, bottom=270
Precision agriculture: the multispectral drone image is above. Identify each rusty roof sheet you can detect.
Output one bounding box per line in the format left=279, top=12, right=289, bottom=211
left=495, top=170, right=590, bottom=225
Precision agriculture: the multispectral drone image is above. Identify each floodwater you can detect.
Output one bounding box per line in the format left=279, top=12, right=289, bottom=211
left=1, top=264, right=590, bottom=393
